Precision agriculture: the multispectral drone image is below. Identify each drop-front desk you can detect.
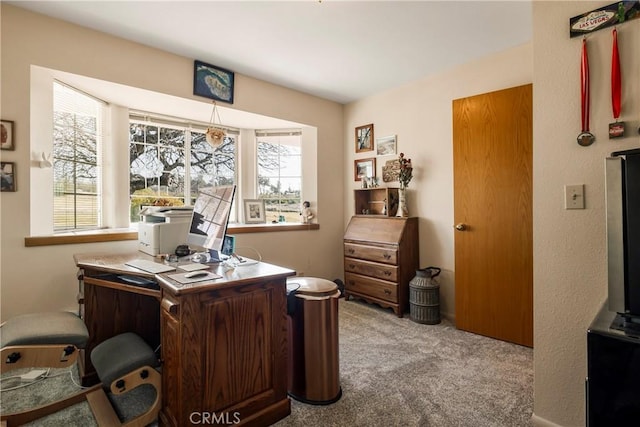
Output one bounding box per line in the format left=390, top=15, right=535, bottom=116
left=74, top=252, right=296, bottom=427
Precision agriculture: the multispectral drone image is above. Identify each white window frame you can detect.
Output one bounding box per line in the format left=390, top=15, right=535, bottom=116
left=29, top=66, right=318, bottom=236
left=128, top=113, right=240, bottom=222
left=256, top=130, right=303, bottom=223
left=52, top=81, right=106, bottom=232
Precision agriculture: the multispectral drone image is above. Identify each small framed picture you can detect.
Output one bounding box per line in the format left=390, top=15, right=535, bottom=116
left=1, top=120, right=14, bottom=151
left=382, top=158, right=401, bottom=183
left=376, top=135, right=397, bottom=156
left=243, top=199, right=266, bottom=224
left=354, top=157, right=376, bottom=181
left=1, top=162, right=16, bottom=192
left=193, top=60, right=235, bottom=104
left=355, top=123, right=374, bottom=153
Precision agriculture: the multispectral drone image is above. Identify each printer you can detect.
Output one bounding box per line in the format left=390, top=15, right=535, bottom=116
left=138, top=206, right=193, bottom=256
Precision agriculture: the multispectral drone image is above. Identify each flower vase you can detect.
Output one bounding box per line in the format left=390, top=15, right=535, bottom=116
left=396, top=188, right=409, bottom=217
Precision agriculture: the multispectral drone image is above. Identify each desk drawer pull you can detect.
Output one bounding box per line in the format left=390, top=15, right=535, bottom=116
left=383, top=254, right=391, bottom=260
left=384, top=289, right=391, bottom=295
left=161, top=298, right=179, bottom=315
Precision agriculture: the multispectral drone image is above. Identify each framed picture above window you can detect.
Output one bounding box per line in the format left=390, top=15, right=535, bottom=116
left=243, top=199, right=266, bottom=224
left=1, top=162, right=16, bottom=192
left=193, top=60, right=235, bottom=104
left=354, top=157, right=376, bottom=181
left=355, top=123, right=374, bottom=153
left=1, top=120, right=14, bottom=151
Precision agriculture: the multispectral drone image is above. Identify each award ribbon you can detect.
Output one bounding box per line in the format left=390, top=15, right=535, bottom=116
left=578, top=38, right=595, bottom=146
left=609, top=28, right=625, bottom=138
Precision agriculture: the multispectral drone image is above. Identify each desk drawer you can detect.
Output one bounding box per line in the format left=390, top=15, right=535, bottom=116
left=345, top=273, right=397, bottom=303
left=344, top=257, right=398, bottom=282
left=344, top=243, right=397, bottom=265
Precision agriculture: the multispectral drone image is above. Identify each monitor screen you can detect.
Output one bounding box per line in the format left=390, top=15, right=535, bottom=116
left=186, top=185, right=236, bottom=256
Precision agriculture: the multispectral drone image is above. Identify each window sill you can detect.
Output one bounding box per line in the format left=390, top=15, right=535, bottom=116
left=24, top=223, right=320, bottom=247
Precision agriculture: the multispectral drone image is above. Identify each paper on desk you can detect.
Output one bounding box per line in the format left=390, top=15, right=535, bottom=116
left=167, top=271, right=222, bottom=285
left=178, top=263, right=210, bottom=272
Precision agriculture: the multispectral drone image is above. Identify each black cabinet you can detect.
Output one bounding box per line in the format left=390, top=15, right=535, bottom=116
left=587, top=305, right=640, bottom=425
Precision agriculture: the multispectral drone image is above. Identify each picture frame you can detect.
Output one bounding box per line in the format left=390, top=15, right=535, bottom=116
left=193, top=60, right=235, bottom=104
left=243, top=199, right=266, bottom=224
left=1, top=162, right=16, bottom=192
left=382, top=158, right=401, bottom=183
left=1, top=120, right=14, bottom=151
left=354, top=157, right=376, bottom=181
left=355, top=123, right=374, bottom=153
left=376, top=134, right=397, bottom=156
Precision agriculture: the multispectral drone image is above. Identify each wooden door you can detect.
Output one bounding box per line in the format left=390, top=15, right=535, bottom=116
left=453, top=84, right=533, bottom=347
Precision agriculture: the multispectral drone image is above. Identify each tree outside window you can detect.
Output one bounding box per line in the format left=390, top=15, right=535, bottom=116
left=53, top=82, right=102, bottom=232
left=129, top=121, right=236, bottom=222
left=257, top=132, right=302, bottom=223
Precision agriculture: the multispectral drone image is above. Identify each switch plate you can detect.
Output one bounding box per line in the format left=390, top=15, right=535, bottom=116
left=565, top=184, right=585, bottom=209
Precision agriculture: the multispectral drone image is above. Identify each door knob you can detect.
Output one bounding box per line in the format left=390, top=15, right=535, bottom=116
left=455, top=223, right=467, bottom=231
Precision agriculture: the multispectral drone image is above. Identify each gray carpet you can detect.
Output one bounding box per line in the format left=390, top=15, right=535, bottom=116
left=275, top=299, right=532, bottom=427
left=1, top=298, right=532, bottom=426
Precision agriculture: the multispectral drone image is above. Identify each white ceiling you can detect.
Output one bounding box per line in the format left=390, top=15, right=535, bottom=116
left=11, top=0, right=533, bottom=105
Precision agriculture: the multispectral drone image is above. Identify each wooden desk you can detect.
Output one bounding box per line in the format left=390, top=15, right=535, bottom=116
left=75, top=252, right=162, bottom=386
left=74, top=252, right=295, bottom=427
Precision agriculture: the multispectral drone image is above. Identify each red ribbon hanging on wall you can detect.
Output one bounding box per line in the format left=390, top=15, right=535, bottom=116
left=577, top=37, right=595, bottom=146
left=581, top=38, right=590, bottom=133
left=611, top=28, right=621, bottom=120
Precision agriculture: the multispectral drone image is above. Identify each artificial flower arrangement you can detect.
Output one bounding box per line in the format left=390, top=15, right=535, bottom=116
left=398, top=152, right=413, bottom=190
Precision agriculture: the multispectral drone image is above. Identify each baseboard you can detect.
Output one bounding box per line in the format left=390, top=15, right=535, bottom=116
left=441, top=311, right=455, bottom=323
left=531, top=413, right=564, bottom=427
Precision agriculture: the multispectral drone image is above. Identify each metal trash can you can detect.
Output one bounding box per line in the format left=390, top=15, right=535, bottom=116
left=286, top=277, right=342, bottom=405
left=409, top=267, right=442, bottom=324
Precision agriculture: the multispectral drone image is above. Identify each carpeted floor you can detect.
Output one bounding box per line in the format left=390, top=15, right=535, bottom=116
left=1, top=298, right=532, bottom=426
left=275, top=299, right=532, bottom=427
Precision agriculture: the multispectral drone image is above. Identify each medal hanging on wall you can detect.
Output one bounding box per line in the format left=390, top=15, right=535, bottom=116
left=609, top=28, right=625, bottom=139
left=577, top=37, right=595, bottom=146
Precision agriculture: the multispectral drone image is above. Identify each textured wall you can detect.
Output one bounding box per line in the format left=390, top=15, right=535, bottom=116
left=532, top=2, right=640, bottom=426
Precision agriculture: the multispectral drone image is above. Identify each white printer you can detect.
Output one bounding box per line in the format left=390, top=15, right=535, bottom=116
left=138, top=206, right=193, bottom=256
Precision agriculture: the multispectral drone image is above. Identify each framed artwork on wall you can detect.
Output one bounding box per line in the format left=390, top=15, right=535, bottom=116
left=354, top=157, right=376, bottom=181
left=193, top=60, right=235, bottom=104
left=1, top=120, right=14, bottom=151
left=355, top=123, right=374, bottom=153
left=382, top=158, right=401, bottom=183
left=243, top=199, right=266, bottom=224
left=1, top=162, right=16, bottom=192
left=376, top=135, right=397, bottom=156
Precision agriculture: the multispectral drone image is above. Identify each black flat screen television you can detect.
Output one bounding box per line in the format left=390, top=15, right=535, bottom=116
left=606, top=148, right=640, bottom=323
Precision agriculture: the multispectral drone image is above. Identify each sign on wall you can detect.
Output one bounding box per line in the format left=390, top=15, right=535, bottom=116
left=569, top=1, right=640, bottom=38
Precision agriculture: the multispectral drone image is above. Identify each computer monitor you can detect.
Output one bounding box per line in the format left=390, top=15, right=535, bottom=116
left=186, top=184, right=236, bottom=262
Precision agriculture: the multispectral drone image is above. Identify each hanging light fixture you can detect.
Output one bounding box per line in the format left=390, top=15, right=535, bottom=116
left=206, top=101, right=226, bottom=149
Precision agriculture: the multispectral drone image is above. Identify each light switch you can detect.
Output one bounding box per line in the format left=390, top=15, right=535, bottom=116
left=565, top=184, right=585, bottom=209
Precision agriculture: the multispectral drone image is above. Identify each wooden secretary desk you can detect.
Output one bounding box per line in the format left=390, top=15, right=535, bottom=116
left=75, top=252, right=295, bottom=427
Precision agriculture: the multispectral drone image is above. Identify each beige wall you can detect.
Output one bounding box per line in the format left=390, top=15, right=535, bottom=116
left=344, top=44, right=533, bottom=320
left=3, top=2, right=640, bottom=426
left=345, top=1, right=640, bottom=426
left=533, top=2, right=640, bottom=426
left=0, top=5, right=345, bottom=321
